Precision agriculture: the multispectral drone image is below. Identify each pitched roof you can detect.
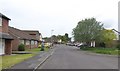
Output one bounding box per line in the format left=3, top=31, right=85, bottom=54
left=8, top=27, right=33, bottom=40
left=0, top=13, right=11, bottom=20
left=23, top=30, right=41, bottom=41
left=112, top=29, right=120, bottom=34
left=23, top=30, right=40, bottom=34
left=0, top=32, right=13, bottom=39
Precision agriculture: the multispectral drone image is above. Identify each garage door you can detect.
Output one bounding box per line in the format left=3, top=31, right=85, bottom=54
left=0, top=39, right=5, bottom=55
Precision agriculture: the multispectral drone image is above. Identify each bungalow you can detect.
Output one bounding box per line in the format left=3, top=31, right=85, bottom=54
left=23, top=30, right=42, bottom=48
left=8, top=27, right=33, bottom=50
left=8, top=27, right=42, bottom=51
left=0, top=13, right=13, bottom=55
left=0, top=13, right=42, bottom=55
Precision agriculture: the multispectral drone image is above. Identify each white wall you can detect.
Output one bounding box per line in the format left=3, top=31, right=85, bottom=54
left=0, top=39, right=5, bottom=55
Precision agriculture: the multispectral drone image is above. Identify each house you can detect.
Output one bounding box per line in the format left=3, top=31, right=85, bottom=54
left=23, top=30, right=42, bottom=48
left=8, top=27, right=32, bottom=50
left=0, top=13, right=13, bottom=55
left=0, top=13, right=42, bottom=54
left=8, top=27, right=42, bottom=51
left=112, top=29, right=120, bottom=40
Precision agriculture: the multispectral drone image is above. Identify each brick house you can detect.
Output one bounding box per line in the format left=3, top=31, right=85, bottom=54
left=0, top=13, right=13, bottom=55
left=9, top=27, right=42, bottom=51
left=23, top=30, right=42, bottom=48
left=0, top=13, right=42, bottom=54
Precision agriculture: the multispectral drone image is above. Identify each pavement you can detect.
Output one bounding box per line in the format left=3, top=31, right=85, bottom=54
left=38, top=44, right=118, bottom=69
left=9, top=47, right=54, bottom=70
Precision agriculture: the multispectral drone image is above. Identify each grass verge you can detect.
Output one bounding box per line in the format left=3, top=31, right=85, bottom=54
left=80, top=47, right=119, bottom=55
left=2, top=47, right=49, bottom=69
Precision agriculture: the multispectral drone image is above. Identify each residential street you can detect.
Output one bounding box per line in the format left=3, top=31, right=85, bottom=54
left=38, top=44, right=118, bottom=69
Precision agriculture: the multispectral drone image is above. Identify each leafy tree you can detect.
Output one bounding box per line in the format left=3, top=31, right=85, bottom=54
left=64, top=33, right=69, bottom=43
left=72, top=18, right=104, bottom=45
left=101, top=29, right=117, bottom=47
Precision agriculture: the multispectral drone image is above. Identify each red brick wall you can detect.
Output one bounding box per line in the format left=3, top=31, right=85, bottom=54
left=5, top=39, right=12, bottom=55
left=2, top=18, right=9, bottom=33
left=11, top=38, right=19, bottom=51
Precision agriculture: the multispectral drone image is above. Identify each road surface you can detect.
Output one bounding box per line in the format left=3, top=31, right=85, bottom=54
left=38, top=44, right=118, bottom=69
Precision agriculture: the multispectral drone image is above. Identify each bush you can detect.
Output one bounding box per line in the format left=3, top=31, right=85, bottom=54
left=18, top=44, right=25, bottom=51
left=45, top=46, right=50, bottom=48
left=99, top=42, right=106, bottom=48
left=116, top=43, right=120, bottom=50
left=38, top=44, right=41, bottom=48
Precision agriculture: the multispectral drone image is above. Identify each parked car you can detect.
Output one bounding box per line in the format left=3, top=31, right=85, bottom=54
left=66, top=43, right=75, bottom=46
left=77, top=43, right=88, bottom=48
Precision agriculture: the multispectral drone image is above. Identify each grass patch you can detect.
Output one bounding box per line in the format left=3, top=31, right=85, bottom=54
left=2, top=54, right=34, bottom=69
left=2, top=47, right=50, bottom=69
left=26, top=47, right=49, bottom=53
left=80, top=47, right=119, bottom=55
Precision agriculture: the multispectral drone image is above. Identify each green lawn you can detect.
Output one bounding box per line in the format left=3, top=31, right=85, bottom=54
left=80, top=47, right=119, bottom=55
left=1, top=47, right=49, bottom=69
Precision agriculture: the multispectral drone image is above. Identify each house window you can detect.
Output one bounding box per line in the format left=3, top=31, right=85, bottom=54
left=35, top=41, right=37, bottom=45
left=20, top=40, right=24, bottom=44
left=26, top=40, right=30, bottom=45
left=31, top=40, right=34, bottom=45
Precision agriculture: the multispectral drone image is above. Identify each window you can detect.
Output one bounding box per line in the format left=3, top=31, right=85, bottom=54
left=26, top=40, right=30, bottom=45
left=20, top=40, right=24, bottom=44
left=31, top=40, right=34, bottom=45
left=35, top=41, right=37, bottom=45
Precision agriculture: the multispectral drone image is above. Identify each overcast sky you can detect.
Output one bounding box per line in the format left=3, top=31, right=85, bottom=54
left=0, top=0, right=119, bottom=37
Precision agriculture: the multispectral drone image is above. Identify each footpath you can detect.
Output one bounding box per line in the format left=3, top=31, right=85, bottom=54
left=3, top=48, right=54, bottom=71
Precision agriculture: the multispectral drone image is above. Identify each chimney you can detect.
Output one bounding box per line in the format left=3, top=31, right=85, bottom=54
left=0, top=13, right=11, bottom=33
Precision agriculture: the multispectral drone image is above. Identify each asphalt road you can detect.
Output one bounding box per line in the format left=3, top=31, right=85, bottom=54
left=38, top=44, right=118, bottom=69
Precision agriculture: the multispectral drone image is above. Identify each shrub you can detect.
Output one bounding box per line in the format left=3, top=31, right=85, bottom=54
left=116, top=43, right=120, bottom=50
left=45, top=46, right=50, bottom=48
left=38, top=44, right=41, bottom=48
left=99, top=42, right=106, bottom=48
left=18, top=44, right=25, bottom=51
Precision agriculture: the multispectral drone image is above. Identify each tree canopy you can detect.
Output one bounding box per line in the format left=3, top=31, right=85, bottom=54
left=101, top=29, right=117, bottom=47
left=72, top=18, right=104, bottom=43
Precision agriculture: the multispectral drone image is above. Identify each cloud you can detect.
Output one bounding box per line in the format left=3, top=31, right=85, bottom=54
left=0, top=0, right=119, bottom=37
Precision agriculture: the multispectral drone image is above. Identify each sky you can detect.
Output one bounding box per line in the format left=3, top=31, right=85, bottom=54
left=0, top=0, right=119, bottom=37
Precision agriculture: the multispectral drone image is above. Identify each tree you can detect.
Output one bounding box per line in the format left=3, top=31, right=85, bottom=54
left=64, top=33, right=69, bottom=42
left=72, top=18, right=104, bottom=45
left=101, top=29, right=117, bottom=47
